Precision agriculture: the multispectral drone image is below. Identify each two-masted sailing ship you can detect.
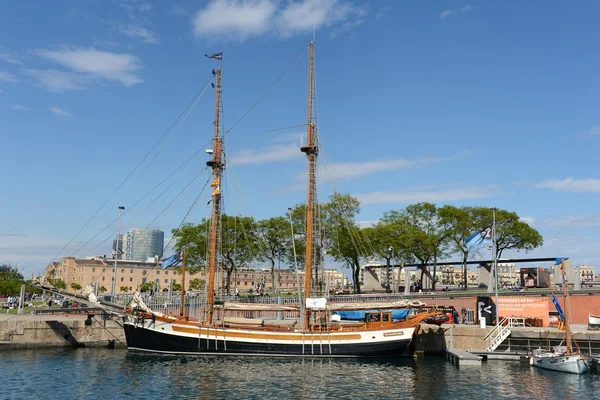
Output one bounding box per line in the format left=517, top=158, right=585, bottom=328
left=530, top=259, right=590, bottom=373
left=122, top=43, right=438, bottom=356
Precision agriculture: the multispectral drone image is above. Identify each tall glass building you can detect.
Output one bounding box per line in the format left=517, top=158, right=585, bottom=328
left=124, top=228, right=164, bottom=262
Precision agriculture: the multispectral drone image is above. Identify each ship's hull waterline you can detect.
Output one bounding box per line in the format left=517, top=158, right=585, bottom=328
left=123, top=318, right=415, bottom=357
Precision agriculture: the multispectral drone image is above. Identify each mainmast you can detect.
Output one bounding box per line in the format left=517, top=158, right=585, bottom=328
left=561, top=259, right=573, bottom=354
left=300, top=41, right=317, bottom=322
left=206, top=65, right=223, bottom=325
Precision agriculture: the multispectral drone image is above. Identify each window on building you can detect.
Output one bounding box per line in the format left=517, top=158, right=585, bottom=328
left=165, top=271, right=168, bottom=275
left=165, top=279, right=168, bottom=283
left=92, top=268, right=96, bottom=272
left=102, top=277, right=105, bottom=281
left=157, top=271, right=160, bottom=275
left=130, top=278, right=133, bottom=282
left=142, top=278, right=146, bottom=283
left=143, top=270, right=147, bottom=276
left=102, top=268, right=105, bottom=272
left=129, top=286, right=132, bottom=291
left=121, top=277, right=124, bottom=282
left=121, top=269, right=124, bottom=273
left=92, top=276, right=95, bottom=281
left=130, top=269, right=133, bottom=273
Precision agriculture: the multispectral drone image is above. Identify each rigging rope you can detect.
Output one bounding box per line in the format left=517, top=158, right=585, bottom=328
left=222, top=45, right=309, bottom=138
left=52, top=75, right=215, bottom=262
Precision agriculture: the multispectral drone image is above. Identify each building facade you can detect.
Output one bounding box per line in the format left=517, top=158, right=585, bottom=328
left=124, top=228, right=164, bottom=262
left=579, top=265, right=595, bottom=283
left=46, top=257, right=322, bottom=294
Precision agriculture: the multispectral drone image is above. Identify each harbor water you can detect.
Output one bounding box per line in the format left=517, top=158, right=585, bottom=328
left=1, top=348, right=598, bottom=399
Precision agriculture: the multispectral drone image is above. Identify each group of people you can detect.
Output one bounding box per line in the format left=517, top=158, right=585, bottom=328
left=4, top=296, right=21, bottom=308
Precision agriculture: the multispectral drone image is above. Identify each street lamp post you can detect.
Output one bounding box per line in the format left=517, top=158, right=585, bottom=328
left=492, top=207, right=500, bottom=323
left=388, top=246, right=394, bottom=293
left=112, top=206, right=125, bottom=299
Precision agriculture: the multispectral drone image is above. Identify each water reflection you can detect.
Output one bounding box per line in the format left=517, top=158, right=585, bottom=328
left=1, top=349, right=598, bottom=400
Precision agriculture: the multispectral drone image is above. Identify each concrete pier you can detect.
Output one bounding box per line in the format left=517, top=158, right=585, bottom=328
left=446, top=349, right=482, bottom=366
left=0, top=313, right=126, bottom=350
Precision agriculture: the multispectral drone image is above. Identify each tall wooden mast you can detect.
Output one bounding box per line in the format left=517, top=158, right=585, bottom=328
left=301, top=41, right=317, bottom=314
left=206, top=67, right=223, bottom=325
left=561, top=259, right=573, bottom=354
left=179, top=247, right=187, bottom=317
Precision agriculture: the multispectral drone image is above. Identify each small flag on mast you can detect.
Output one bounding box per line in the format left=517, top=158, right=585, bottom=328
left=205, top=52, right=223, bottom=60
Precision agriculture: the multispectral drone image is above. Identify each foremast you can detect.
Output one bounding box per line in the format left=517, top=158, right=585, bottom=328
left=206, top=66, right=223, bottom=325
left=300, top=41, right=318, bottom=329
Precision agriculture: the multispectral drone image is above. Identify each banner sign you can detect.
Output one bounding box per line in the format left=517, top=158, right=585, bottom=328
left=498, top=296, right=549, bottom=326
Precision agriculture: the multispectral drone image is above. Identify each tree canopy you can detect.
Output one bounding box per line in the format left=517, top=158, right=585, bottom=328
left=172, top=195, right=544, bottom=294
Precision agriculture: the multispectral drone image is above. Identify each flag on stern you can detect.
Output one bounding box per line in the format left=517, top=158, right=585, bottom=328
left=162, top=252, right=182, bottom=269
left=466, top=227, right=492, bottom=249
left=205, top=52, right=223, bottom=60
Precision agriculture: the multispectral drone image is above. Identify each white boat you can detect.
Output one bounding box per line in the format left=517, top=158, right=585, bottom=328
left=589, top=314, right=600, bottom=330
left=531, top=259, right=590, bottom=374
left=531, top=347, right=590, bottom=374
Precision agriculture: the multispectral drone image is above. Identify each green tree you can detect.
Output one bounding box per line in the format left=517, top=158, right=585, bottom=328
left=404, top=203, right=451, bottom=291
left=438, top=205, right=476, bottom=290
left=189, top=278, right=205, bottom=291
left=472, top=207, right=544, bottom=258
left=172, top=221, right=210, bottom=268
left=0, top=264, right=25, bottom=295
left=363, top=213, right=414, bottom=291
left=256, top=216, right=291, bottom=294
left=139, top=282, right=153, bottom=292
left=70, top=283, right=82, bottom=291
left=54, top=279, right=66, bottom=289
left=286, top=203, right=307, bottom=269
left=119, top=286, right=129, bottom=293
left=322, top=193, right=365, bottom=294
left=220, top=215, right=258, bottom=294
left=174, top=215, right=258, bottom=295
left=172, top=283, right=182, bottom=291
left=99, top=285, right=107, bottom=293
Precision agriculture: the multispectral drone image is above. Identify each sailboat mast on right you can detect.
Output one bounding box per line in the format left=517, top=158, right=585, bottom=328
left=531, top=259, right=590, bottom=374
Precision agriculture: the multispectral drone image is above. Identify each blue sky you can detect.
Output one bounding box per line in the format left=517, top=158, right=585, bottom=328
left=1, top=0, right=600, bottom=277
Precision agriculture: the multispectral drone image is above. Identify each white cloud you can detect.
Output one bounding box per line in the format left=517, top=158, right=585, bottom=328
left=586, top=126, right=600, bottom=137
left=138, top=3, right=152, bottom=12
left=356, top=186, right=497, bottom=206
left=23, top=68, right=87, bottom=92
left=440, top=10, right=455, bottom=19
left=49, top=106, right=72, bottom=117
left=520, top=216, right=535, bottom=226
left=279, top=0, right=358, bottom=37
left=229, top=143, right=303, bottom=165
left=169, top=5, right=188, bottom=16
left=193, top=0, right=276, bottom=40
left=0, top=53, right=22, bottom=65
left=542, top=215, right=600, bottom=229
left=536, top=178, right=600, bottom=193
left=119, top=25, right=160, bottom=44
left=0, top=71, right=18, bottom=84
left=192, top=0, right=365, bottom=41
left=33, top=47, right=143, bottom=87
left=441, top=5, right=472, bottom=19
left=321, top=157, right=433, bottom=181
left=11, top=104, right=29, bottom=111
